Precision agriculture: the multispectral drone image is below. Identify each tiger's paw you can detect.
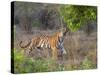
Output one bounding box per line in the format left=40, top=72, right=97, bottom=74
left=62, top=50, right=67, bottom=54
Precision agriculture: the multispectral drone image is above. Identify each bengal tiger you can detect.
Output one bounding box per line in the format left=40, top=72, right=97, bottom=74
left=19, top=28, right=69, bottom=60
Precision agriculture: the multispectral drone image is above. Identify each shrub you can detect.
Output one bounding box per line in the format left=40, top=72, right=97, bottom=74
left=80, top=58, right=96, bottom=69
left=13, top=49, right=97, bottom=73
left=14, top=49, right=34, bottom=73
left=13, top=49, right=59, bottom=73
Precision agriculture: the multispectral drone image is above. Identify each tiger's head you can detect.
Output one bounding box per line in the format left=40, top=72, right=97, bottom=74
left=58, top=27, right=69, bottom=39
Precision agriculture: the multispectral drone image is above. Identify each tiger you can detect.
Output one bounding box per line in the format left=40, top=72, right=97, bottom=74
left=19, top=28, right=69, bottom=60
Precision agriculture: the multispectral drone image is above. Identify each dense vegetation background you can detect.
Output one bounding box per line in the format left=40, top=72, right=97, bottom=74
left=12, top=2, right=97, bottom=73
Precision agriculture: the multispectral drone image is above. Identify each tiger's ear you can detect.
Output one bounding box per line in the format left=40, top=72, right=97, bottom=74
left=63, top=27, right=69, bottom=36
left=64, top=27, right=69, bottom=32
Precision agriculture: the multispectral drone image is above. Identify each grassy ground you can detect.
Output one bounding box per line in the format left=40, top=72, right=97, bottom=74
left=13, top=48, right=96, bottom=73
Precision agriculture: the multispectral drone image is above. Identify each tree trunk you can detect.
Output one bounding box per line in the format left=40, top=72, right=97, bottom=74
left=19, top=15, right=32, bottom=34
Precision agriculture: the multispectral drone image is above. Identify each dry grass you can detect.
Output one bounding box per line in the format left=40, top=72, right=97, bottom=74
left=13, top=27, right=97, bottom=72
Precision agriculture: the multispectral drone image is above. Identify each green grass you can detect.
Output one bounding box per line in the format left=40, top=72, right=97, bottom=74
left=79, top=58, right=96, bottom=69
left=13, top=48, right=97, bottom=73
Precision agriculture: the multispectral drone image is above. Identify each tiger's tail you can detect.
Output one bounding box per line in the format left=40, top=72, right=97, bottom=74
left=19, top=40, right=31, bottom=49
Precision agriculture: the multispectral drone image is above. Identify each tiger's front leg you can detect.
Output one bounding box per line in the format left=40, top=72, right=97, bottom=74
left=27, top=43, right=34, bottom=54
left=61, top=46, right=67, bottom=54
left=58, top=42, right=67, bottom=54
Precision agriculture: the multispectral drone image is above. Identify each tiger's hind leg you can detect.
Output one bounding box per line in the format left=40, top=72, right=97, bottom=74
left=26, top=42, right=35, bottom=55
left=47, top=48, right=52, bottom=58
left=36, top=47, right=43, bottom=58
left=51, top=47, right=58, bottom=60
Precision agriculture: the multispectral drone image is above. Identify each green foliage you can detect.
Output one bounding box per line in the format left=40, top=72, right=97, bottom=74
left=13, top=49, right=96, bottom=73
left=14, top=49, right=34, bottom=73
left=65, top=64, right=79, bottom=70
left=60, top=5, right=97, bottom=32
left=13, top=49, right=62, bottom=73
left=32, top=59, right=49, bottom=72
left=80, top=58, right=96, bottom=69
